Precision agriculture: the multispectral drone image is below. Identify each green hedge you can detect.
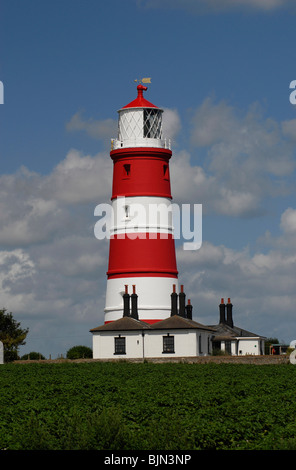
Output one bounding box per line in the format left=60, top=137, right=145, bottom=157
left=66, top=345, right=92, bottom=359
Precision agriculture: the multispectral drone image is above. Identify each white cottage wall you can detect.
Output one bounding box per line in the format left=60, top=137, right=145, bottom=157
left=219, top=337, right=263, bottom=356
left=143, top=330, right=196, bottom=358
left=92, top=330, right=144, bottom=360
left=237, top=338, right=262, bottom=355
left=92, top=328, right=214, bottom=360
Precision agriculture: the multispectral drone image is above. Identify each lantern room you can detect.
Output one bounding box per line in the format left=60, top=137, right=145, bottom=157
left=111, top=84, right=171, bottom=150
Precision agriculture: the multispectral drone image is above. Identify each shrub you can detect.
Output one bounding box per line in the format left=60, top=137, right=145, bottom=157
left=4, top=350, right=19, bottom=362
left=20, top=352, right=46, bottom=360
left=66, top=345, right=92, bottom=359
left=212, top=349, right=230, bottom=356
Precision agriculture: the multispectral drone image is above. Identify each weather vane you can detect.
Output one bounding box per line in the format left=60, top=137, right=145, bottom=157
left=134, top=77, right=151, bottom=84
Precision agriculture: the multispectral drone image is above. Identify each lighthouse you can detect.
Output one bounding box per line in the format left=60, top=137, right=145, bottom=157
left=104, top=82, right=179, bottom=324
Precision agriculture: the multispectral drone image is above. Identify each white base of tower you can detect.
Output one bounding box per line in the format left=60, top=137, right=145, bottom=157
left=104, top=276, right=179, bottom=323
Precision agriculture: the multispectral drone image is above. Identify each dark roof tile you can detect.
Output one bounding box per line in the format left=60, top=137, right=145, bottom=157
left=90, top=316, right=151, bottom=332
left=151, top=315, right=215, bottom=331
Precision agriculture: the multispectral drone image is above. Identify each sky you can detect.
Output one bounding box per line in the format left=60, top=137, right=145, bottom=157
left=0, top=0, right=296, bottom=358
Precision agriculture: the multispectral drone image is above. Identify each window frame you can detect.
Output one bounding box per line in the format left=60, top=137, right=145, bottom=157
left=225, top=340, right=232, bottom=355
left=114, top=336, right=126, bottom=355
left=162, top=334, right=175, bottom=354
left=199, top=334, right=202, bottom=354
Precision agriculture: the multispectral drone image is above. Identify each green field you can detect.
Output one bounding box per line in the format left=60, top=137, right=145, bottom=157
left=0, top=361, right=295, bottom=450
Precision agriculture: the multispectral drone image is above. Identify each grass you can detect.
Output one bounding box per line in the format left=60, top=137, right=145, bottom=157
left=0, top=361, right=295, bottom=450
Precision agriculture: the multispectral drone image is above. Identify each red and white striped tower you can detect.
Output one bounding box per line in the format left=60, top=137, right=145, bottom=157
left=104, top=83, right=178, bottom=324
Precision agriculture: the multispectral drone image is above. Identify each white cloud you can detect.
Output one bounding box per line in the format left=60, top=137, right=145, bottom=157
left=44, top=149, right=112, bottom=204
left=191, top=98, right=295, bottom=177
left=173, top=97, right=296, bottom=217
left=0, top=249, right=36, bottom=314
left=66, top=111, right=117, bottom=141
left=0, top=249, right=35, bottom=285
left=0, top=150, right=112, bottom=247
left=190, top=97, right=237, bottom=147
left=281, top=119, right=296, bottom=142
left=280, top=207, right=296, bottom=234
left=162, top=107, right=182, bottom=142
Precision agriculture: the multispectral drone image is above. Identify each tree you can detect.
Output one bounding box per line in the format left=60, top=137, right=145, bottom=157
left=66, top=345, right=92, bottom=359
left=21, top=352, right=46, bottom=360
left=0, top=308, right=29, bottom=362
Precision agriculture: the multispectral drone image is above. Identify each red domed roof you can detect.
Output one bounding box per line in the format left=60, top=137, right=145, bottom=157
left=121, top=84, right=158, bottom=109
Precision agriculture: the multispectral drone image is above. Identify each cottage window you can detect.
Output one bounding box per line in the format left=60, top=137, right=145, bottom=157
left=199, top=334, right=202, bottom=354
left=213, top=341, right=221, bottom=352
left=225, top=340, right=232, bottom=355
left=114, top=336, right=126, bottom=355
left=163, top=335, right=174, bottom=354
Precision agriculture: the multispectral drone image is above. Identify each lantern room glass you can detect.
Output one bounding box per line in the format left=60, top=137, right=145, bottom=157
left=143, top=109, right=162, bottom=139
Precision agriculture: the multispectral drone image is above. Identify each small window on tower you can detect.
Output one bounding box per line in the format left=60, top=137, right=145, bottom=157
left=123, top=164, right=131, bottom=177
left=163, top=164, right=168, bottom=179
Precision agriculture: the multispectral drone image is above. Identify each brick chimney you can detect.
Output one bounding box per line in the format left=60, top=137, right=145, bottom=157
left=131, top=285, right=138, bottom=320
left=123, top=285, right=130, bottom=317
left=179, top=285, right=186, bottom=317
left=171, top=284, right=178, bottom=316
left=226, top=298, right=233, bottom=328
left=185, top=299, right=193, bottom=320
left=219, top=298, right=226, bottom=324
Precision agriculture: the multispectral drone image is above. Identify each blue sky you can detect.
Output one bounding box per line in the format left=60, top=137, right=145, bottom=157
left=0, top=0, right=296, bottom=358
